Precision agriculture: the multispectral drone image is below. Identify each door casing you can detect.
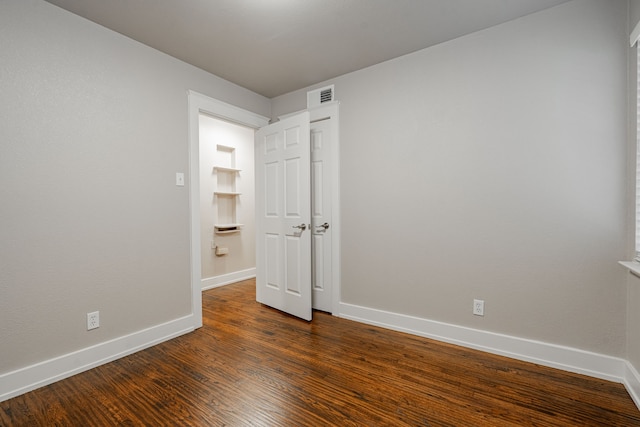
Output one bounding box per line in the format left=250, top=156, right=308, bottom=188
left=188, top=91, right=269, bottom=328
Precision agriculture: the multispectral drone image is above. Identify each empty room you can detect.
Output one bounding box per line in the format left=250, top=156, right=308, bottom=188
left=3, top=0, right=640, bottom=425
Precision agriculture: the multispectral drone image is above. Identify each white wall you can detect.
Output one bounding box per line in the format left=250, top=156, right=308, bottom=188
left=0, top=0, right=269, bottom=383
left=199, top=115, right=255, bottom=281
left=272, top=0, right=628, bottom=357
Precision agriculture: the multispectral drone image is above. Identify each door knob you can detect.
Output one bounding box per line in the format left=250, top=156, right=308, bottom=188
left=316, top=222, right=330, bottom=230
left=292, top=223, right=307, bottom=231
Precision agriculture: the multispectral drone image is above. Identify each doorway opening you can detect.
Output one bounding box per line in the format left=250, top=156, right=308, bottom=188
left=199, top=114, right=256, bottom=290
left=188, top=91, right=269, bottom=328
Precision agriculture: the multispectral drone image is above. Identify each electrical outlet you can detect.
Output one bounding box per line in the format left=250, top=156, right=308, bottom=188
left=87, top=311, right=100, bottom=330
left=473, top=299, right=484, bottom=316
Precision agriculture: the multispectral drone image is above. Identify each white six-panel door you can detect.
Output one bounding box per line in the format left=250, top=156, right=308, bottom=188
left=255, top=112, right=312, bottom=321
left=311, top=119, right=333, bottom=312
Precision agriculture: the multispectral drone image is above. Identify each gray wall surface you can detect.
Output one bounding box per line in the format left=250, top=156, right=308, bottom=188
left=273, top=0, right=629, bottom=356
left=0, top=0, right=269, bottom=373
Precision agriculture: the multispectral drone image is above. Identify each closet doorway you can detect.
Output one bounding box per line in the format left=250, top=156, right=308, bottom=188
left=199, top=115, right=256, bottom=290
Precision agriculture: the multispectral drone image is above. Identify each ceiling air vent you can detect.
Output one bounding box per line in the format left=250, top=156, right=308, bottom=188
left=307, top=85, right=335, bottom=108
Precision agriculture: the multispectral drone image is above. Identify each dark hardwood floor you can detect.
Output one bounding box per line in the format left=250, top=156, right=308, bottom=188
left=2, top=279, right=640, bottom=426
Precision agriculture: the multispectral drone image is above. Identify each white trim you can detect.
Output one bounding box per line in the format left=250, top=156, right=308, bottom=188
left=188, top=91, right=270, bottom=129
left=624, top=361, right=640, bottom=409
left=187, top=90, right=269, bottom=330
left=278, top=109, right=306, bottom=121
left=338, top=302, right=626, bottom=383
left=631, top=19, right=640, bottom=47
left=0, top=315, right=194, bottom=403
left=202, top=268, right=256, bottom=290
left=620, top=261, right=640, bottom=278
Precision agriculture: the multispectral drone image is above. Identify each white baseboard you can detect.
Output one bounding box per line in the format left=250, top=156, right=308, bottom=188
left=0, top=314, right=195, bottom=403
left=338, top=302, right=627, bottom=384
left=202, top=268, right=256, bottom=291
left=5, top=295, right=640, bottom=410
left=624, top=361, right=640, bottom=409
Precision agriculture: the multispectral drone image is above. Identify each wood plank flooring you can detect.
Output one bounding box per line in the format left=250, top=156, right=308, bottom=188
left=2, top=279, right=640, bottom=426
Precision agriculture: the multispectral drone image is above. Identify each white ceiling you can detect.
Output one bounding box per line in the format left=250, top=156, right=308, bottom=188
left=44, top=0, right=571, bottom=98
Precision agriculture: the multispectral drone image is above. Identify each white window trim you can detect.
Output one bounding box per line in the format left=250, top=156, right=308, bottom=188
left=622, top=26, right=640, bottom=272
left=635, top=45, right=640, bottom=262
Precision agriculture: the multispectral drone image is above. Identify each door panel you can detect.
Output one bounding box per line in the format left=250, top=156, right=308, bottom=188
left=285, top=235, right=303, bottom=295
left=265, top=162, right=279, bottom=216
left=313, top=234, right=325, bottom=289
left=265, top=233, right=279, bottom=289
left=285, top=158, right=302, bottom=216
left=255, top=112, right=311, bottom=321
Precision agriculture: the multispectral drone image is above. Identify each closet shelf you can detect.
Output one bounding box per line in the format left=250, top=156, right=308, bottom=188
left=214, top=224, right=243, bottom=234
left=213, top=145, right=241, bottom=234
left=213, top=166, right=241, bottom=173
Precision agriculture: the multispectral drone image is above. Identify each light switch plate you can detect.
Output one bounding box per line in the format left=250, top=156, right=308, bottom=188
left=176, top=172, right=185, bottom=186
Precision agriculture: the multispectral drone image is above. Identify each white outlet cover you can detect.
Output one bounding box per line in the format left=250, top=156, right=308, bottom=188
left=87, top=311, right=100, bottom=330
left=473, top=299, right=484, bottom=316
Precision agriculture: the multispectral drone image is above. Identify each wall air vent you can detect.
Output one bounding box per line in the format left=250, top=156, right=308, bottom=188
left=320, top=88, right=333, bottom=103
left=307, top=85, right=335, bottom=108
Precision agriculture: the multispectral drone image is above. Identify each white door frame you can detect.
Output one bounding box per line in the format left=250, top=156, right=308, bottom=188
left=187, top=91, right=341, bottom=327
left=187, top=91, right=269, bottom=328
